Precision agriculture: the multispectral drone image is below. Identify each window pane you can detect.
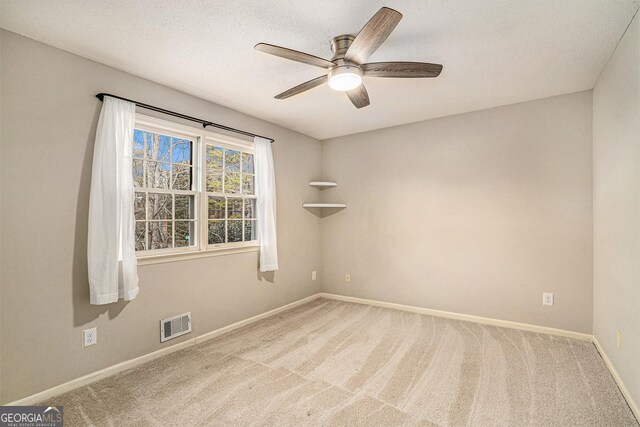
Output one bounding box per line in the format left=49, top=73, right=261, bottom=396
left=134, top=192, right=146, bottom=220
left=228, top=198, right=243, bottom=219
left=135, top=222, right=146, bottom=251
left=225, top=171, right=240, bottom=194
left=227, top=220, right=242, bottom=243
left=148, top=221, right=172, bottom=250
left=206, top=145, right=223, bottom=169
left=175, top=221, right=194, bottom=248
left=244, top=198, right=256, bottom=219
left=175, top=195, right=194, bottom=220
left=208, top=220, right=225, bottom=244
left=133, top=131, right=145, bottom=158
left=244, top=220, right=256, bottom=241
left=172, top=139, right=192, bottom=165
left=133, top=159, right=144, bottom=187
left=225, top=149, right=241, bottom=172
left=206, top=169, right=223, bottom=192
left=148, top=193, right=172, bottom=220
left=172, top=165, right=192, bottom=190
left=146, top=132, right=171, bottom=162
left=146, top=161, right=170, bottom=189
left=242, top=174, right=254, bottom=195
left=208, top=197, right=225, bottom=219
left=242, top=153, right=254, bottom=174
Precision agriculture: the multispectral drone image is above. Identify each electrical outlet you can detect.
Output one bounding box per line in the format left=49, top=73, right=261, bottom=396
left=542, top=292, right=554, bottom=306
left=616, top=330, right=622, bottom=348
left=345, top=273, right=351, bottom=284
left=312, top=271, right=317, bottom=281
left=83, top=327, right=97, bottom=347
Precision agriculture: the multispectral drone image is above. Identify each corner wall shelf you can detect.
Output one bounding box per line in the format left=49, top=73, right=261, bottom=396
left=302, top=203, right=346, bottom=208
left=304, top=180, right=345, bottom=210
left=309, top=181, right=338, bottom=188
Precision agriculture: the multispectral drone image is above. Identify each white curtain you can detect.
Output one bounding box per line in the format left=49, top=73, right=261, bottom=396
left=88, top=96, right=139, bottom=304
left=254, top=136, right=279, bottom=272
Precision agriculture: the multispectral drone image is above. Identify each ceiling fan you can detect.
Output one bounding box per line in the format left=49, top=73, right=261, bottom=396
left=254, top=7, right=443, bottom=109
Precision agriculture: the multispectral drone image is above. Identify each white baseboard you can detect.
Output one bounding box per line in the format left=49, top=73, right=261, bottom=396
left=7, top=291, right=636, bottom=423
left=318, top=293, right=592, bottom=341
left=5, top=293, right=322, bottom=406
left=592, top=336, right=640, bottom=421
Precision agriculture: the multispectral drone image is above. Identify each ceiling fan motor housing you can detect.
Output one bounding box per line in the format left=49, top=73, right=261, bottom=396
left=330, top=34, right=356, bottom=61
left=328, top=34, right=364, bottom=91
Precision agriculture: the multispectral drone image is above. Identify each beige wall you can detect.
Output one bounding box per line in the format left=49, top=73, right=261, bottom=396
left=593, top=12, right=640, bottom=409
left=0, top=30, right=323, bottom=403
left=320, top=91, right=593, bottom=333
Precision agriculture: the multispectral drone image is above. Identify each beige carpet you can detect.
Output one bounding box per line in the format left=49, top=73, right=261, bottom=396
left=44, top=298, right=638, bottom=426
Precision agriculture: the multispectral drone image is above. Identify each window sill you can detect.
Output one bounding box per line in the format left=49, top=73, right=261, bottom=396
left=137, top=244, right=260, bottom=266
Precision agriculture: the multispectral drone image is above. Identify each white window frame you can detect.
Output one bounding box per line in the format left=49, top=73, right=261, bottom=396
left=134, top=114, right=259, bottom=265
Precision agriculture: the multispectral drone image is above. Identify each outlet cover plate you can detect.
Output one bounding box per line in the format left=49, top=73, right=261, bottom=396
left=83, top=327, right=97, bottom=347
left=543, top=292, right=554, bottom=306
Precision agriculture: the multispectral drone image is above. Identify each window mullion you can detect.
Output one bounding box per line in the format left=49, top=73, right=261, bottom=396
left=172, top=194, right=175, bottom=249
left=145, top=192, right=149, bottom=250
left=200, top=136, right=207, bottom=250
left=224, top=196, right=228, bottom=243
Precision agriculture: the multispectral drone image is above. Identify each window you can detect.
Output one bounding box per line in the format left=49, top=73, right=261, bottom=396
left=132, top=115, right=257, bottom=259
left=205, top=142, right=257, bottom=245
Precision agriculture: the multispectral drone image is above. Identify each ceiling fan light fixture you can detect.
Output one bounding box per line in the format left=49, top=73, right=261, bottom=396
left=328, top=65, right=363, bottom=91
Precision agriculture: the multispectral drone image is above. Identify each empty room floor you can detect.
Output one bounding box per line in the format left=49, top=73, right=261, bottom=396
left=46, top=299, right=637, bottom=426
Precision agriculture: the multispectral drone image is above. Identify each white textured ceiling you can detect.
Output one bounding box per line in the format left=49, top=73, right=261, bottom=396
left=1, top=0, right=638, bottom=139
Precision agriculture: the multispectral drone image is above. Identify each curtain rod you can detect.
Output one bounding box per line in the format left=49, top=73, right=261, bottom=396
left=96, top=93, right=274, bottom=143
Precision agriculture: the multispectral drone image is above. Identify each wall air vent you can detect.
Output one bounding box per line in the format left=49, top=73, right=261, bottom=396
left=160, top=312, right=192, bottom=343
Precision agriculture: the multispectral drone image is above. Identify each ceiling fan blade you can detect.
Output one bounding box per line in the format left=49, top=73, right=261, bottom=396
left=344, top=7, right=403, bottom=64
left=274, top=75, right=328, bottom=99
left=363, top=62, right=443, bottom=78
left=346, top=84, right=370, bottom=109
left=255, top=43, right=335, bottom=69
